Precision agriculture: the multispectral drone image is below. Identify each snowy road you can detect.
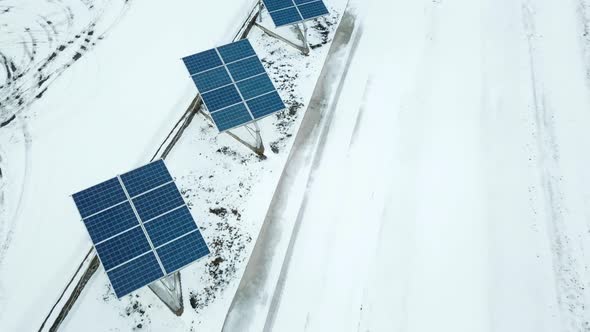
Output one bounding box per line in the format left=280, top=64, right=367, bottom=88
left=230, top=0, right=590, bottom=331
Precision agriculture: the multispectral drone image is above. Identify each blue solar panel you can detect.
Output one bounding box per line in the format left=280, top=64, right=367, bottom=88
left=132, top=182, right=185, bottom=222
left=237, top=74, right=276, bottom=100
left=227, top=56, right=266, bottom=82
left=182, top=39, right=286, bottom=132
left=217, top=39, right=256, bottom=63
left=269, top=7, right=303, bottom=27
left=83, top=202, right=139, bottom=244
left=120, top=160, right=173, bottom=198
left=73, top=177, right=126, bottom=218
left=263, top=0, right=294, bottom=11
left=247, top=91, right=286, bottom=118
left=106, top=253, right=164, bottom=298
left=191, top=66, right=233, bottom=93
left=95, top=227, right=151, bottom=271
left=156, top=231, right=210, bottom=274
left=262, top=0, right=330, bottom=27
left=144, top=206, right=197, bottom=248
left=72, top=160, right=209, bottom=298
left=182, top=49, right=222, bottom=75
left=202, top=84, right=243, bottom=112
left=210, top=103, right=253, bottom=132
left=298, top=1, right=329, bottom=19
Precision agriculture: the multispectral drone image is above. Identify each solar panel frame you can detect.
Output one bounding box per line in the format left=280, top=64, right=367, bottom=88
left=262, top=0, right=330, bottom=27
left=182, top=39, right=286, bottom=133
left=72, top=160, right=210, bottom=298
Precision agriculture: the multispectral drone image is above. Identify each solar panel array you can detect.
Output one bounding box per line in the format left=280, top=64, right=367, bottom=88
left=72, top=160, right=210, bottom=298
left=262, top=0, right=330, bottom=27
left=182, top=39, right=286, bottom=132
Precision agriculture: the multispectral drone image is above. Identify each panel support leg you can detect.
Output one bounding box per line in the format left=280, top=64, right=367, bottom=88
left=198, top=108, right=266, bottom=157
left=253, top=6, right=310, bottom=56
left=148, top=272, right=183, bottom=316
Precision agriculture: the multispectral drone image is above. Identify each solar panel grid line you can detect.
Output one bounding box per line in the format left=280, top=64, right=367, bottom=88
left=250, top=53, right=284, bottom=102
left=208, top=100, right=245, bottom=114
left=154, top=228, right=199, bottom=250
left=120, top=160, right=174, bottom=197
left=79, top=198, right=128, bottom=221
left=297, top=1, right=329, bottom=20
left=143, top=207, right=198, bottom=248
left=72, top=177, right=128, bottom=219
left=199, top=71, right=268, bottom=98
left=116, top=176, right=167, bottom=275
left=132, top=182, right=186, bottom=221
left=156, top=231, right=210, bottom=274
left=104, top=248, right=153, bottom=273
left=186, top=54, right=260, bottom=82
left=129, top=179, right=175, bottom=200
left=94, top=224, right=141, bottom=246
left=142, top=203, right=187, bottom=224
left=245, top=89, right=276, bottom=102
left=106, top=252, right=164, bottom=298
left=192, top=73, right=266, bottom=100
left=213, top=47, right=257, bottom=124
left=263, top=0, right=328, bottom=27
left=94, top=226, right=152, bottom=271
left=189, top=63, right=224, bottom=77
left=288, top=0, right=306, bottom=23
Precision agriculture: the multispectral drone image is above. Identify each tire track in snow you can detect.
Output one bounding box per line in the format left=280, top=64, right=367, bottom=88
left=0, top=120, right=31, bottom=267
left=522, top=3, right=589, bottom=330
left=0, top=0, right=132, bottom=127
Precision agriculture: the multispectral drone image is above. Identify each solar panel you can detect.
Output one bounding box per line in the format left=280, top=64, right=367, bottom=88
left=72, top=160, right=210, bottom=298
left=182, top=39, right=286, bottom=132
left=262, top=0, right=330, bottom=27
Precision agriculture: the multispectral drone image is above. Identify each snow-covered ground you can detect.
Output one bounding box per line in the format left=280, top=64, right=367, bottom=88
left=231, top=0, right=590, bottom=331
left=3, top=0, right=590, bottom=331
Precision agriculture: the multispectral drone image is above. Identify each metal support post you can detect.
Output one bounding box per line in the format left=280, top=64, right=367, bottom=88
left=253, top=3, right=310, bottom=55
left=148, top=272, right=183, bottom=316
left=198, top=108, right=266, bottom=157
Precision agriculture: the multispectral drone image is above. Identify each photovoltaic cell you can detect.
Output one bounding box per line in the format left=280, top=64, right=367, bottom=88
left=201, top=84, right=243, bottom=112
left=132, top=182, right=185, bottom=222
left=264, top=0, right=294, bottom=11
left=120, top=160, right=173, bottom=198
left=210, top=103, right=252, bottom=132
left=144, top=206, right=197, bottom=248
left=182, top=39, right=286, bottom=132
left=106, top=253, right=163, bottom=298
left=247, top=91, right=286, bottom=118
left=217, top=39, right=256, bottom=63
left=237, top=74, right=275, bottom=100
left=83, top=202, right=139, bottom=244
left=191, top=67, right=233, bottom=93
left=226, top=56, right=266, bottom=82
left=262, top=0, right=330, bottom=27
left=156, top=231, right=210, bottom=273
left=95, top=226, right=151, bottom=271
left=72, top=177, right=126, bottom=218
left=72, top=160, right=209, bottom=298
left=270, top=7, right=303, bottom=26
left=298, top=1, right=329, bottom=19
left=182, top=49, right=222, bottom=75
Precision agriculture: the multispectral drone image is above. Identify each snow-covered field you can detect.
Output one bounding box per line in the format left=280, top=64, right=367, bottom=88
left=3, top=0, right=590, bottom=331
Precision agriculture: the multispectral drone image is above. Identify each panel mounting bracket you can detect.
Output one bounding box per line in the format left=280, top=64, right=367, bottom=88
left=255, top=1, right=310, bottom=55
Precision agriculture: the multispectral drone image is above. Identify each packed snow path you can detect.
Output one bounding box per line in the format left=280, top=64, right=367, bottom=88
left=230, top=0, right=590, bottom=331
